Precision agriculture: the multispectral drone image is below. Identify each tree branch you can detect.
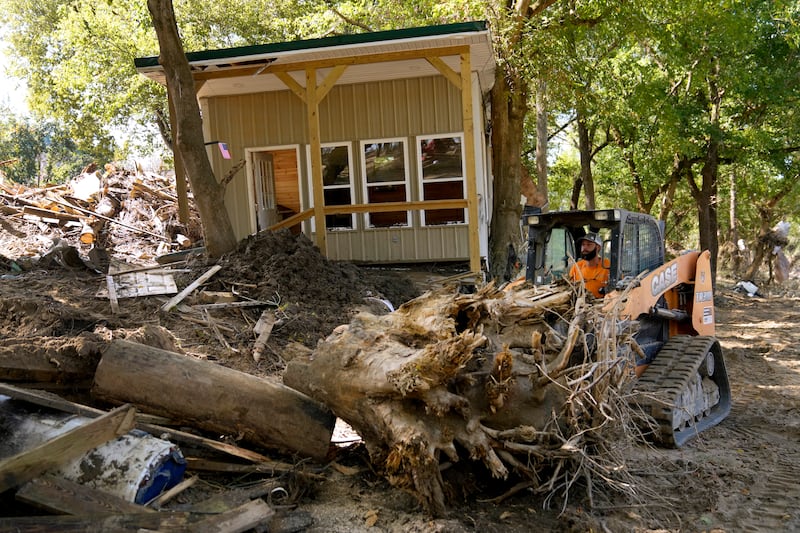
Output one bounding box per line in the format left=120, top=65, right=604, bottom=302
left=326, top=3, right=373, bottom=33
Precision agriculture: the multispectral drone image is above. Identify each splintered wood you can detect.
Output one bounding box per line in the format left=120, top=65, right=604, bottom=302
left=284, top=280, right=643, bottom=516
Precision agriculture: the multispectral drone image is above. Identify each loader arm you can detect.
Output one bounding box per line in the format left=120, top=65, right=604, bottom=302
left=605, top=250, right=716, bottom=337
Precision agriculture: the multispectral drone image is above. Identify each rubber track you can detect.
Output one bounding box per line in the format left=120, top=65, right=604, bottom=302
left=633, top=335, right=731, bottom=447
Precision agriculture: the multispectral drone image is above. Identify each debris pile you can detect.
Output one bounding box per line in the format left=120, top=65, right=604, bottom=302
left=0, top=165, right=200, bottom=270
left=0, top=166, right=424, bottom=530
left=0, top=167, right=648, bottom=527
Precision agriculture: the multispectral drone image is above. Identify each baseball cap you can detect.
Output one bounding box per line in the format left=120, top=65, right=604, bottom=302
left=577, top=232, right=602, bottom=247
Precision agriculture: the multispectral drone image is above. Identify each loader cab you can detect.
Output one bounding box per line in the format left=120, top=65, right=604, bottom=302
left=523, top=208, right=665, bottom=292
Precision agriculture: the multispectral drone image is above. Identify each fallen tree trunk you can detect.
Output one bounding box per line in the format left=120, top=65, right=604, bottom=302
left=284, top=281, right=639, bottom=515
left=93, top=339, right=335, bottom=460
left=0, top=336, right=104, bottom=384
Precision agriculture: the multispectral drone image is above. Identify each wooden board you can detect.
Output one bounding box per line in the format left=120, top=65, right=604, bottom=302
left=161, top=265, right=222, bottom=312
left=113, top=271, right=178, bottom=298
left=16, top=475, right=153, bottom=515
left=0, top=383, right=272, bottom=464
left=0, top=404, right=136, bottom=493
left=0, top=500, right=273, bottom=533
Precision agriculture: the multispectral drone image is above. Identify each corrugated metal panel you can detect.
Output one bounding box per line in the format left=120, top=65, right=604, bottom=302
left=205, top=75, right=471, bottom=255
left=324, top=226, right=469, bottom=263
left=207, top=76, right=461, bottom=147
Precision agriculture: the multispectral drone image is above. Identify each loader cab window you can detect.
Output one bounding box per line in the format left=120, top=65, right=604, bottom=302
left=540, top=227, right=576, bottom=283
left=620, top=218, right=664, bottom=278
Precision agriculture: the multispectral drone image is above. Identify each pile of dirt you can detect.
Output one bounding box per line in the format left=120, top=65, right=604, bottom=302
left=0, top=170, right=423, bottom=376
left=211, top=229, right=420, bottom=350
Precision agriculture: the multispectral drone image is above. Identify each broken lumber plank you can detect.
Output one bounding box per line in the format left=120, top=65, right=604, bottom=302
left=198, top=291, right=238, bottom=304
left=0, top=512, right=194, bottom=532
left=0, top=404, right=136, bottom=493
left=0, top=383, right=270, bottom=464
left=92, top=339, right=335, bottom=460
left=147, top=474, right=198, bottom=509
left=161, top=264, right=222, bottom=312
left=193, top=300, right=272, bottom=310
left=132, top=180, right=177, bottom=201
left=106, top=275, right=119, bottom=314
left=156, top=247, right=205, bottom=265
left=16, top=475, right=154, bottom=516
left=186, top=499, right=274, bottom=533
left=21, top=205, right=84, bottom=223
left=252, top=310, right=276, bottom=362
left=188, top=479, right=283, bottom=514
left=184, top=457, right=314, bottom=476
left=0, top=383, right=167, bottom=425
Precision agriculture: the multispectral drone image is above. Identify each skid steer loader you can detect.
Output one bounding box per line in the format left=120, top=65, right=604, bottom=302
left=523, top=208, right=731, bottom=447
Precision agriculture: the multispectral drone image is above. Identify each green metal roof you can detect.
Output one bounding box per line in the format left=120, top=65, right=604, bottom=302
left=135, top=21, right=488, bottom=69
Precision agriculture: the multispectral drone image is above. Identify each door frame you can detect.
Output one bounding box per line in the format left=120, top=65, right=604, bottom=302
left=245, top=145, right=302, bottom=234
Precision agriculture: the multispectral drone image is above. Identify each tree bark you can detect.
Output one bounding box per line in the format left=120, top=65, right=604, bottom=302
left=535, top=80, right=549, bottom=211
left=576, top=106, right=596, bottom=210
left=489, top=69, right=528, bottom=281
left=686, top=57, right=723, bottom=284
left=146, top=0, right=238, bottom=258
left=92, top=339, right=335, bottom=460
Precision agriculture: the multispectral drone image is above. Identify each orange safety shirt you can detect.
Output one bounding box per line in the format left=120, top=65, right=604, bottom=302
left=569, top=259, right=610, bottom=298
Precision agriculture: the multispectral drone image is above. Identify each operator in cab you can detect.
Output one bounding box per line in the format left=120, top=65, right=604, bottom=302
left=569, top=232, right=610, bottom=298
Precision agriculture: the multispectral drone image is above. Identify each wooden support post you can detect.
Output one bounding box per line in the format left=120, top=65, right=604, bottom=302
left=306, top=67, right=327, bottom=255
left=461, top=50, right=481, bottom=275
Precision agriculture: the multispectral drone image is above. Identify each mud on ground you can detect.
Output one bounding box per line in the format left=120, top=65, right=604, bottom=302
left=1, top=200, right=800, bottom=531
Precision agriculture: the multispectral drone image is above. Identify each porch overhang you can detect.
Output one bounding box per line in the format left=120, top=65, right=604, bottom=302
left=135, top=21, right=495, bottom=98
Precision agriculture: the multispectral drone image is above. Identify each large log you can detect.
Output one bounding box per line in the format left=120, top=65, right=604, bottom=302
left=0, top=336, right=104, bottom=384
left=92, top=339, right=334, bottom=460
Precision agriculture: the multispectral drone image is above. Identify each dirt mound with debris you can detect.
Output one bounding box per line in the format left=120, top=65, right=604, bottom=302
left=211, top=229, right=419, bottom=350
left=0, top=170, right=421, bottom=375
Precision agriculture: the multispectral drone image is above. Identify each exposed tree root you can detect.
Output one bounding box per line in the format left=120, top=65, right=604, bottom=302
left=284, top=279, right=651, bottom=515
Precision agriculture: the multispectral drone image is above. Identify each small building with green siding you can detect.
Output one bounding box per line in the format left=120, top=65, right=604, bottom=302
left=136, top=21, right=495, bottom=272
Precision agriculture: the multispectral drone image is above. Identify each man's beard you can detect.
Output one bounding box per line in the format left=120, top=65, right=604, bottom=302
left=580, top=249, right=597, bottom=261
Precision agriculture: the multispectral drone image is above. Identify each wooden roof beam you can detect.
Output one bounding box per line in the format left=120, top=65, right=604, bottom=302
left=191, top=45, right=469, bottom=82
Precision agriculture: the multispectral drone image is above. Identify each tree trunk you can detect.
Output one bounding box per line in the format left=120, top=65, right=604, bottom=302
left=689, top=57, right=723, bottom=285
left=0, top=337, right=103, bottom=384
left=535, top=80, right=549, bottom=211
left=729, top=169, right=742, bottom=276
left=488, top=69, right=528, bottom=281
left=146, top=0, right=238, bottom=258
left=576, top=107, right=596, bottom=210
left=658, top=154, right=687, bottom=222
left=92, top=339, right=335, bottom=460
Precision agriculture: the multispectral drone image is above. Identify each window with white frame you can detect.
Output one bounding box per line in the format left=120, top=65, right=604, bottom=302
left=306, top=143, right=355, bottom=231
left=417, top=134, right=466, bottom=225
left=361, top=139, right=409, bottom=228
